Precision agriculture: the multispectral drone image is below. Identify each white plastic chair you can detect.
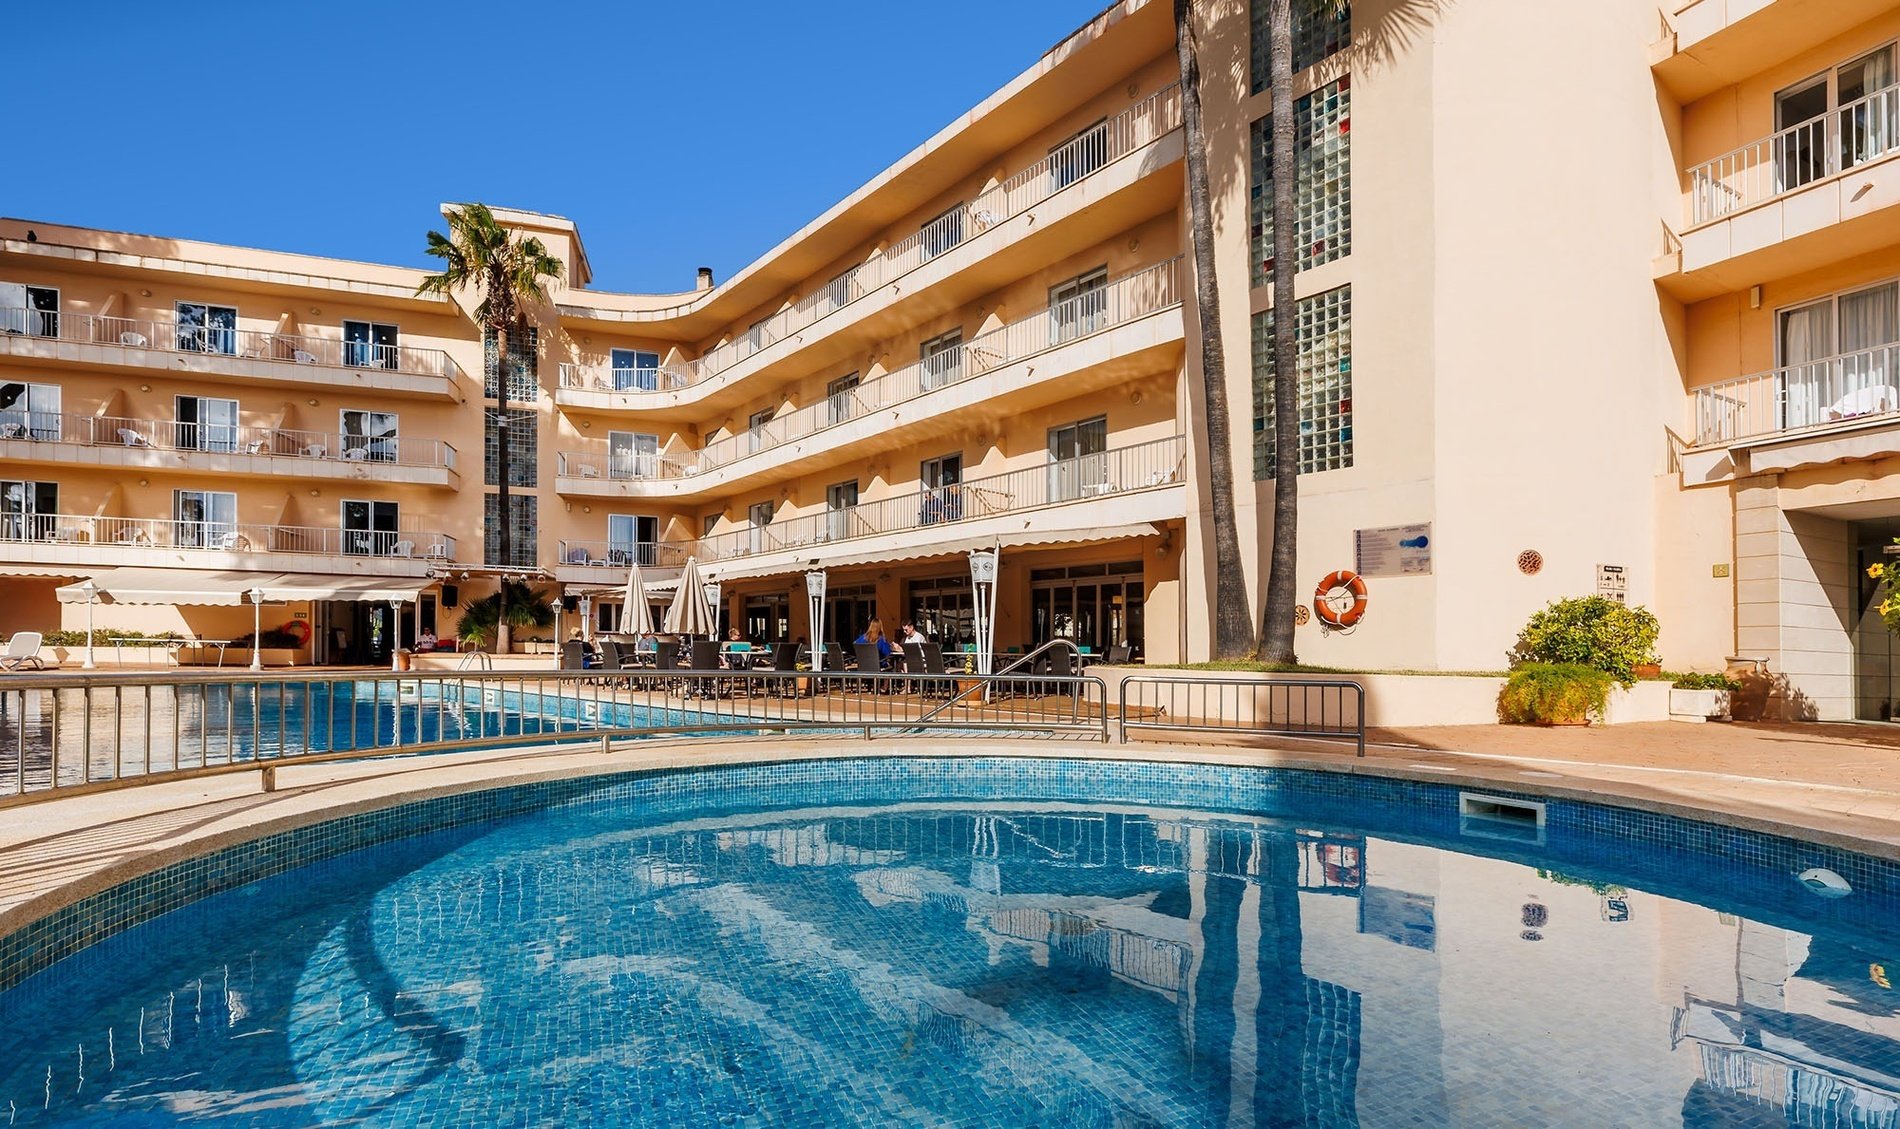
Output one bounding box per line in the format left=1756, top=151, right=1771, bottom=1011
left=119, top=331, right=148, bottom=347
left=389, top=540, right=415, bottom=558
left=118, top=428, right=151, bottom=448
left=293, top=350, right=318, bottom=364
left=423, top=542, right=448, bottom=559
left=303, top=443, right=326, bottom=458
left=343, top=446, right=368, bottom=462
left=0, top=632, right=46, bottom=671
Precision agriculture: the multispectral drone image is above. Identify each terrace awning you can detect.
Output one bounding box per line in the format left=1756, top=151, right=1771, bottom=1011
left=705, top=523, right=1162, bottom=583
left=56, top=568, right=430, bottom=606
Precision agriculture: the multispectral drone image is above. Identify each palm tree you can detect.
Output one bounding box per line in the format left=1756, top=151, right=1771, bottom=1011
left=417, top=204, right=564, bottom=653
left=1258, top=0, right=1304, bottom=665
left=454, top=580, right=558, bottom=651
left=1176, top=0, right=1255, bottom=660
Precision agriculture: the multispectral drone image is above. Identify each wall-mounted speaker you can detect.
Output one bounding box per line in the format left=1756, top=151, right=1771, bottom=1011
left=561, top=595, right=579, bottom=612
left=441, top=583, right=460, bottom=609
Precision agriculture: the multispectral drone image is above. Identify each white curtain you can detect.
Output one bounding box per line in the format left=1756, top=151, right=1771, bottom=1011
left=1780, top=301, right=1834, bottom=428
left=1840, top=283, right=1900, bottom=409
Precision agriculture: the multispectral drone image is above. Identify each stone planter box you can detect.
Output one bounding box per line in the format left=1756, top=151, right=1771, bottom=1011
left=1669, top=687, right=1731, bottom=723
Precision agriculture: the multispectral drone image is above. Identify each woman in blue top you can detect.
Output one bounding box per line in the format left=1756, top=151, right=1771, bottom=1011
left=856, top=619, right=895, bottom=667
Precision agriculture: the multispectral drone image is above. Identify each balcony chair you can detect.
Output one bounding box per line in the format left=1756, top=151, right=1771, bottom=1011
left=116, top=527, right=151, bottom=546
left=118, top=331, right=149, bottom=347
left=117, top=428, right=151, bottom=448
left=566, top=547, right=592, bottom=566
left=389, top=540, right=415, bottom=558
left=212, top=531, right=247, bottom=551
left=303, top=443, right=326, bottom=458
left=0, top=423, right=22, bottom=440
left=343, top=446, right=368, bottom=462
left=292, top=350, right=318, bottom=364
left=244, top=438, right=270, bottom=455
left=423, top=542, right=449, bottom=559
left=579, top=464, right=599, bottom=479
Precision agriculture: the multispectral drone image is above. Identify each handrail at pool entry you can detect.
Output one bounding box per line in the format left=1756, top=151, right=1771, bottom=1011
left=1117, top=675, right=1367, bottom=755
left=0, top=668, right=1113, bottom=805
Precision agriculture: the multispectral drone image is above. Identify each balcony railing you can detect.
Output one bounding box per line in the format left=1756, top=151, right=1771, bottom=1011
left=1688, top=85, right=1900, bottom=224
left=554, top=540, right=694, bottom=571
left=557, top=83, right=1182, bottom=396
left=554, top=260, right=1181, bottom=484
left=682, top=433, right=1184, bottom=564
left=0, top=515, right=455, bottom=560
left=0, top=411, right=456, bottom=470
left=1690, top=344, right=1900, bottom=445
left=0, top=306, right=466, bottom=382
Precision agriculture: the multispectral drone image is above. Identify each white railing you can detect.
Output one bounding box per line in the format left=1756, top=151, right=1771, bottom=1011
left=0, top=412, right=456, bottom=470
left=553, top=540, right=693, bottom=570
left=679, top=433, right=1184, bottom=564
left=556, top=361, right=697, bottom=394
left=554, top=449, right=693, bottom=482
left=0, top=515, right=456, bottom=559
left=554, top=260, right=1180, bottom=482
left=1688, top=85, right=1900, bottom=224
left=1690, top=343, right=1900, bottom=445
left=558, top=84, right=1182, bottom=396
left=0, top=306, right=466, bottom=381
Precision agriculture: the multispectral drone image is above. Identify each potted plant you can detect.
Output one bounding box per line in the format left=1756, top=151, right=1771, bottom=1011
left=1498, top=663, right=1613, bottom=726
left=1668, top=672, right=1737, bottom=723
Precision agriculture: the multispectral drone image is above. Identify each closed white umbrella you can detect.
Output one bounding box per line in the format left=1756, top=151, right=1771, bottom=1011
left=620, top=561, right=653, bottom=636
left=663, top=556, right=716, bottom=637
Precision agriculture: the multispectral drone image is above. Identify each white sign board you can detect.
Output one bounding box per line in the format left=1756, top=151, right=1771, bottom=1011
left=1355, top=524, right=1432, bottom=577
left=1596, top=564, right=1628, bottom=604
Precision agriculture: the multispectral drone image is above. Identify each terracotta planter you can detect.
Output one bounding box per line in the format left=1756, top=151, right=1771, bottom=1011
left=1633, top=663, right=1663, bottom=680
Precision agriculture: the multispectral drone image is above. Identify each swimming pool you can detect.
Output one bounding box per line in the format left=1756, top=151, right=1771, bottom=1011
left=1, top=756, right=1896, bottom=1126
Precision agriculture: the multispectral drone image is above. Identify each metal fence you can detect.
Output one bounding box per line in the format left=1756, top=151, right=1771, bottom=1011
left=1117, top=676, right=1366, bottom=755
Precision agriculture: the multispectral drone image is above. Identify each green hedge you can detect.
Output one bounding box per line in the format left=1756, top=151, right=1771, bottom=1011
left=39, top=629, right=184, bottom=647
left=1497, top=663, right=1612, bottom=725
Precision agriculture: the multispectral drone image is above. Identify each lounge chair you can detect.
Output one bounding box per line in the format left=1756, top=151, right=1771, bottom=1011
left=0, top=632, right=47, bottom=671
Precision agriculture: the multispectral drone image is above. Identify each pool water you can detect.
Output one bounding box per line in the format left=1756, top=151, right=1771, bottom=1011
left=2, top=759, right=1898, bottom=1127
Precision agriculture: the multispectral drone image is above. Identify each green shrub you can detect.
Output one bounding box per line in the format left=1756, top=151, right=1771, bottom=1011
left=1509, top=596, right=1659, bottom=686
left=231, top=629, right=306, bottom=649
left=40, top=629, right=183, bottom=647
left=1670, top=671, right=1739, bottom=692
left=1497, top=663, right=1613, bottom=725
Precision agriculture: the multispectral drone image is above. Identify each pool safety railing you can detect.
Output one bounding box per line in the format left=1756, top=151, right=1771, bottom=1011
left=1116, top=676, right=1366, bottom=755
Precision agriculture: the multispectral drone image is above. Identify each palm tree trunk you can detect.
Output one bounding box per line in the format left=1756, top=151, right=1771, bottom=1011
left=1175, top=0, right=1254, bottom=660
left=1259, top=0, right=1300, bottom=664
left=494, top=322, right=512, bottom=655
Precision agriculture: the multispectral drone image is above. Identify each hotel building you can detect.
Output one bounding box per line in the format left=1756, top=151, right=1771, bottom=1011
left=5, top=0, right=1900, bottom=720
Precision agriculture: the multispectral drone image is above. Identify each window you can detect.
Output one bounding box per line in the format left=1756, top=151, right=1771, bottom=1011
left=174, top=395, right=239, bottom=452
left=341, top=499, right=401, bottom=556
left=0, top=285, right=59, bottom=337
left=0, top=480, right=57, bottom=541
left=1030, top=561, right=1145, bottom=657
left=747, top=500, right=775, bottom=554
left=0, top=382, right=60, bottom=440
left=609, top=431, right=660, bottom=479
left=175, top=302, right=237, bottom=355
left=173, top=489, right=237, bottom=548
left=744, top=594, right=791, bottom=643
left=907, top=575, right=976, bottom=648
left=484, top=407, right=536, bottom=487
left=1049, top=119, right=1109, bottom=190
left=920, top=204, right=967, bottom=261
left=483, top=325, right=538, bottom=402
left=483, top=494, right=537, bottom=567
left=747, top=407, right=776, bottom=455
left=1050, top=267, right=1110, bottom=345
left=1251, top=77, right=1352, bottom=284
left=608, top=514, right=659, bottom=566
left=341, top=410, right=399, bottom=462
left=1773, top=45, right=1898, bottom=191
left=1776, top=279, right=1900, bottom=429
left=826, top=373, right=860, bottom=426
left=611, top=348, right=660, bottom=391
left=342, top=320, right=399, bottom=369
left=1048, top=417, right=1108, bottom=502
left=825, top=480, right=858, bottom=542
left=1251, top=0, right=1351, bottom=93
left=921, top=330, right=963, bottom=390
left=921, top=452, right=963, bottom=525
left=1253, top=284, right=1353, bottom=478
left=703, top=513, right=720, bottom=538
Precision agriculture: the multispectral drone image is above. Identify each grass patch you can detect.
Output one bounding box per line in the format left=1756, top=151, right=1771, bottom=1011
left=1142, top=660, right=1508, bottom=678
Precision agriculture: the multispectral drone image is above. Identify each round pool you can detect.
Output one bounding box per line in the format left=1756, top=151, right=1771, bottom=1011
left=1, top=756, right=1896, bottom=1127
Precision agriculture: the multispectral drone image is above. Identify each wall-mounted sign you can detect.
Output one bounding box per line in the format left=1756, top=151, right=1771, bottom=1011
left=1355, top=523, right=1432, bottom=577
left=1596, top=564, right=1628, bottom=604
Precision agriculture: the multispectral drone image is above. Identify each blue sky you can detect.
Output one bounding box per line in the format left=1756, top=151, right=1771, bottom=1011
left=4, top=1, right=1109, bottom=292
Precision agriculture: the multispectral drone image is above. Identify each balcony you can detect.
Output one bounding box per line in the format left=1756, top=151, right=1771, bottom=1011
left=1655, top=0, right=1897, bottom=102
left=1685, top=344, right=1900, bottom=478
left=552, top=540, right=693, bottom=584
left=553, top=260, right=1183, bottom=499
left=556, top=83, right=1184, bottom=410
left=1671, top=87, right=1900, bottom=294
left=0, top=306, right=465, bottom=400
left=677, top=434, right=1185, bottom=573
left=0, top=412, right=459, bottom=487
left=0, top=516, right=454, bottom=576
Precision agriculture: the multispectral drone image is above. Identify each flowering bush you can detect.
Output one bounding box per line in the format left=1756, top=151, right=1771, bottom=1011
left=1869, top=549, right=1900, bottom=630
left=1508, top=596, right=1659, bottom=686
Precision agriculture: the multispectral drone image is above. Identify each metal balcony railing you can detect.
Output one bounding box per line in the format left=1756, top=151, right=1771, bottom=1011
left=553, top=540, right=693, bottom=570
left=0, top=515, right=456, bottom=560
left=0, top=411, right=457, bottom=470
left=554, top=260, right=1181, bottom=482
left=682, top=434, right=1184, bottom=563
left=557, top=84, right=1182, bottom=395
left=1690, top=343, right=1900, bottom=445
left=1688, top=84, right=1900, bottom=224
left=0, top=306, right=466, bottom=381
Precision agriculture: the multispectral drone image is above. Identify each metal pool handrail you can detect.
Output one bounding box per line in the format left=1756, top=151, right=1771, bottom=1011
left=0, top=668, right=1112, bottom=806
left=1117, top=675, right=1366, bottom=755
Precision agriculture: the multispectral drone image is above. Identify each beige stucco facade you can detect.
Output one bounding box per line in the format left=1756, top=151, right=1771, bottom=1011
left=5, top=0, right=1900, bottom=712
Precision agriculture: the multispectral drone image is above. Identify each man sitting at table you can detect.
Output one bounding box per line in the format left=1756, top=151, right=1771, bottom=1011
left=720, top=626, right=752, bottom=669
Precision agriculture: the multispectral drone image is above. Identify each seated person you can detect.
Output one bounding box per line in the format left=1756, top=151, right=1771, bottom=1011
left=720, top=626, right=753, bottom=669
left=855, top=619, right=896, bottom=670
left=569, top=629, right=599, bottom=668
left=414, top=629, right=437, bottom=653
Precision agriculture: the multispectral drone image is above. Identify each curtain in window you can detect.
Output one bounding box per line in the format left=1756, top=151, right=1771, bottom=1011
left=1780, top=301, right=1834, bottom=429
left=1839, top=284, right=1900, bottom=406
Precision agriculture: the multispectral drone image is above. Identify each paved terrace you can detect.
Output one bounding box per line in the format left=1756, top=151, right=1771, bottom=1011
left=5, top=719, right=1900, bottom=954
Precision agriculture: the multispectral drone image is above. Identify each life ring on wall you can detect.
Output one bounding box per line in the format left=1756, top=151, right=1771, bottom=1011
left=1313, top=571, right=1368, bottom=629
left=280, top=620, right=312, bottom=645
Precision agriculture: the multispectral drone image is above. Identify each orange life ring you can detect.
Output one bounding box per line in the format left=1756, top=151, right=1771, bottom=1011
left=1313, top=570, right=1368, bottom=629
left=280, top=620, right=312, bottom=645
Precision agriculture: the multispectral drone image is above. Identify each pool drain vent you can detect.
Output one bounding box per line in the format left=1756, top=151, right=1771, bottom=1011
left=1459, top=793, right=1547, bottom=845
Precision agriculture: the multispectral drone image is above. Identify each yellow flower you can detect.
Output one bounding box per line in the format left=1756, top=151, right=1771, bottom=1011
left=1871, top=564, right=1886, bottom=579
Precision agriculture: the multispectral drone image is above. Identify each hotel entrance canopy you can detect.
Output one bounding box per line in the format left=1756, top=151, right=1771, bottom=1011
left=55, top=568, right=431, bottom=606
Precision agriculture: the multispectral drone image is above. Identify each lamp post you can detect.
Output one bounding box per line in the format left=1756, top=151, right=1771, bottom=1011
left=805, top=570, right=827, bottom=674
left=249, top=588, right=265, bottom=671
left=969, top=549, right=998, bottom=691
left=552, top=595, right=564, bottom=654
left=79, top=579, right=98, bottom=670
